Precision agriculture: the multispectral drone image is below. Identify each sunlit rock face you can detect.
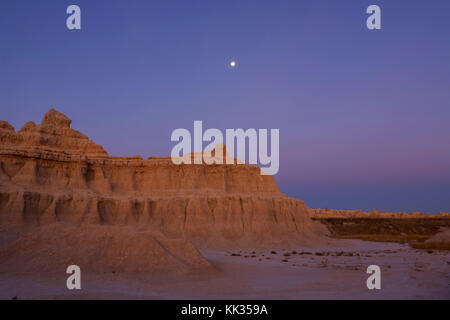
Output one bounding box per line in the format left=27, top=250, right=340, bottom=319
left=0, top=109, right=325, bottom=248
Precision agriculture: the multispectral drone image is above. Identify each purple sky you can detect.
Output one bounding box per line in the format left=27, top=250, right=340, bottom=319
left=1, top=0, right=449, bottom=212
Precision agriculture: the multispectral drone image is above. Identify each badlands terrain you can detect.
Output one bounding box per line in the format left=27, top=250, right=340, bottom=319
left=0, top=109, right=448, bottom=299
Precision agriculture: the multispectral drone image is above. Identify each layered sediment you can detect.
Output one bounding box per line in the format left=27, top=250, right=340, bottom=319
left=0, top=109, right=324, bottom=250
left=309, top=208, right=450, bottom=219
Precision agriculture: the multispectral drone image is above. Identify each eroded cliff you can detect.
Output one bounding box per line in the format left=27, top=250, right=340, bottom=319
left=0, top=109, right=324, bottom=248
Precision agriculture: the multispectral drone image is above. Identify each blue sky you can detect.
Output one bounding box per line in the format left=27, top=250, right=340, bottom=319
left=1, top=0, right=449, bottom=212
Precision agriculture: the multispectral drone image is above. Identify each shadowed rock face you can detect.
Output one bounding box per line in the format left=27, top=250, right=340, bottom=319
left=0, top=224, right=214, bottom=274
left=0, top=109, right=324, bottom=248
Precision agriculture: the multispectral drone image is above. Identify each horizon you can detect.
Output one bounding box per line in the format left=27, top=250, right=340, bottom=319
left=1, top=0, right=450, bottom=213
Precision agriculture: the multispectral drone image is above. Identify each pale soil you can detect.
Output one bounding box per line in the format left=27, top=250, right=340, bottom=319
left=427, top=227, right=450, bottom=242
left=0, top=240, right=448, bottom=300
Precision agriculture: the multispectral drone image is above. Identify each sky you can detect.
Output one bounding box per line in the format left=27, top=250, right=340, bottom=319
left=1, top=0, right=449, bottom=213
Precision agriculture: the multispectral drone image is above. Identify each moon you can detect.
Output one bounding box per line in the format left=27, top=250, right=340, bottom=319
left=229, top=61, right=236, bottom=68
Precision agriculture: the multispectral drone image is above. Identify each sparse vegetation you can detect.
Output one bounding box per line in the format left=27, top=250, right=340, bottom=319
left=343, top=252, right=353, bottom=257
left=318, top=259, right=328, bottom=268
left=410, top=242, right=450, bottom=251
left=316, top=218, right=450, bottom=250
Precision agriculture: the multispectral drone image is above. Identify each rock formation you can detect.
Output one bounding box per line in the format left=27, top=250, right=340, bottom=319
left=0, top=109, right=324, bottom=253
left=0, top=224, right=213, bottom=274
left=309, top=208, right=450, bottom=219
left=0, top=109, right=107, bottom=157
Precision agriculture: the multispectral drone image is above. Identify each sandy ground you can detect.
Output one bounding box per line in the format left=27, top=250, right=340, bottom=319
left=0, top=240, right=448, bottom=300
